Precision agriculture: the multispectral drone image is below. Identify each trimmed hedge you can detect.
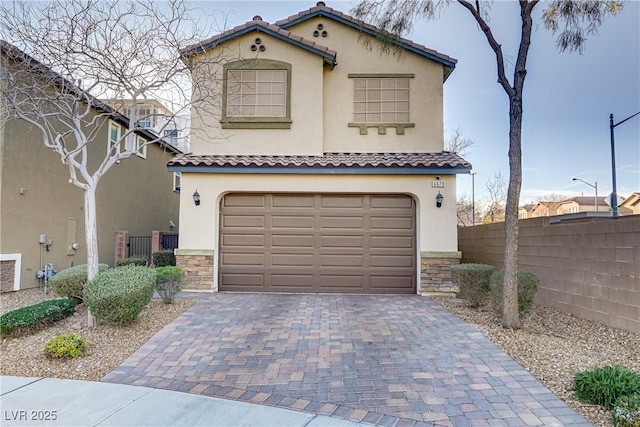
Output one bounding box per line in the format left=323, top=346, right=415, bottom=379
left=0, top=299, right=77, bottom=336
left=574, top=366, right=640, bottom=410
left=152, top=250, right=176, bottom=267
left=155, top=266, right=184, bottom=303
left=49, top=263, right=109, bottom=301
left=451, top=263, right=495, bottom=307
left=44, top=333, right=88, bottom=359
left=489, top=269, right=539, bottom=316
left=84, top=266, right=155, bottom=325
left=116, top=257, right=147, bottom=267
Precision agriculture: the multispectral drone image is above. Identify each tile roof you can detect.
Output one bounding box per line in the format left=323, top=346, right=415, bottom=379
left=181, top=17, right=337, bottom=65
left=168, top=152, right=471, bottom=174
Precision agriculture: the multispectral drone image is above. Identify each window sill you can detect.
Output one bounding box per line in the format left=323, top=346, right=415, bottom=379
left=221, top=119, right=292, bottom=129
left=348, top=123, right=415, bottom=135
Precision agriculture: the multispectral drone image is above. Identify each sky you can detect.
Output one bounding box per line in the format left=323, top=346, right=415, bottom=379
left=198, top=1, right=640, bottom=204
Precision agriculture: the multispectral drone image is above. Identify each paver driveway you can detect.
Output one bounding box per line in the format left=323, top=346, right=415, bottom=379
left=102, top=294, right=590, bottom=427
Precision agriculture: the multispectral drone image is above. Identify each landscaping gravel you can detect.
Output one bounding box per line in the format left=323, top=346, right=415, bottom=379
left=1, top=289, right=637, bottom=427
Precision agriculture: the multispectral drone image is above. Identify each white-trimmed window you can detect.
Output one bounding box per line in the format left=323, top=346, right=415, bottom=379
left=136, top=105, right=155, bottom=129
left=164, top=129, right=179, bottom=145
left=136, top=135, right=147, bottom=159
left=108, top=121, right=121, bottom=156
left=173, top=172, right=181, bottom=193
left=348, top=74, right=415, bottom=135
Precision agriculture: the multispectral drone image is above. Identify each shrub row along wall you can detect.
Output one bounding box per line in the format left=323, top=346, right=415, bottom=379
left=458, top=215, right=639, bottom=334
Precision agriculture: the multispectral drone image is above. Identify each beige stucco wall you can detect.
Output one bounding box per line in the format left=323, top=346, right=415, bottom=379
left=1, top=114, right=180, bottom=290
left=177, top=172, right=458, bottom=290
left=188, top=17, right=446, bottom=156
left=189, top=32, right=325, bottom=155
left=289, top=17, right=445, bottom=153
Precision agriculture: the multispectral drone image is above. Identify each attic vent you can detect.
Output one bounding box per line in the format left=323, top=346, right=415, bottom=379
left=253, top=15, right=262, bottom=21
left=313, top=23, right=328, bottom=38
left=317, top=1, right=326, bottom=6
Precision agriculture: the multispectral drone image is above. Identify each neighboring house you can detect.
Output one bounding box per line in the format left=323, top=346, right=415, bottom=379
left=556, top=196, right=610, bottom=215
left=99, top=98, right=191, bottom=153
left=0, top=41, right=181, bottom=292
left=529, top=201, right=561, bottom=218
left=619, top=192, right=640, bottom=215
left=168, top=2, right=471, bottom=294
left=518, top=204, right=535, bottom=219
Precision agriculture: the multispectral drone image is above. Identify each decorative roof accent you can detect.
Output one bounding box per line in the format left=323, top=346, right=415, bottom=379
left=275, top=3, right=457, bottom=81
left=168, top=152, right=471, bottom=175
left=181, top=19, right=337, bottom=67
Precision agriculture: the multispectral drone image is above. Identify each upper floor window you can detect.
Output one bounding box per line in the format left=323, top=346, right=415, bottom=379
left=136, top=105, right=155, bottom=129
left=108, top=121, right=121, bottom=156
left=348, top=74, right=415, bottom=135
left=173, top=172, right=181, bottom=193
left=136, top=135, right=147, bottom=159
left=221, top=59, right=292, bottom=129
left=164, top=129, right=179, bottom=145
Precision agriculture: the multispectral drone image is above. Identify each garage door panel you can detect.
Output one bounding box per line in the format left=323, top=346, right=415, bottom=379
left=321, top=254, right=363, bottom=267
left=320, top=216, right=364, bottom=229
left=271, top=253, right=314, bottom=266
left=370, top=216, right=413, bottom=230
left=221, top=273, right=264, bottom=286
left=370, top=254, right=414, bottom=268
left=271, top=234, right=314, bottom=248
left=223, top=194, right=266, bottom=208
left=370, top=236, right=414, bottom=248
left=222, top=215, right=265, bottom=228
left=222, top=253, right=264, bottom=267
left=220, top=193, right=415, bottom=293
left=272, top=195, right=314, bottom=208
left=222, top=234, right=265, bottom=247
left=271, top=216, right=314, bottom=229
left=270, top=274, right=314, bottom=288
left=321, top=235, right=363, bottom=248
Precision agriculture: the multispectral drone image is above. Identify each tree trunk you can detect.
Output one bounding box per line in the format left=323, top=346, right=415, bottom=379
left=502, top=96, right=523, bottom=329
left=83, top=186, right=99, bottom=327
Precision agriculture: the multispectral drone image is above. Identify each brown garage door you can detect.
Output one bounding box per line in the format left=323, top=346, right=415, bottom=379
left=219, top=194, right=416, bottom=294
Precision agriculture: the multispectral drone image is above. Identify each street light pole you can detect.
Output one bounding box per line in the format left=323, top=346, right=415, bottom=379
left=610, top=111, right=640, bottom=217
left=572, top=178, right=598, bottom=212
left=471, top=172, right=477, bottom=225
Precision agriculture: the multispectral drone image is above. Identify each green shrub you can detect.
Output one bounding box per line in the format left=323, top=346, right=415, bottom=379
left=613, top=394, right=640, bottom=427
left=574, top=366, right=640, bottom=409
left=44, top=333, right=88, bottom=359
left=152, top=250, right=176, bottom=267
left=489, top=269, right=539, bottom=316
left=116, top=256, right=147, bottom=267
left=451, top=263, right=495, bottom=307
left=49, top=263, right=109, bottom=301
left=155, top=266, right=184, bottom=304
left=0, top=299, right=77, bottom=336
left=84, top=266, right=155, bottom=325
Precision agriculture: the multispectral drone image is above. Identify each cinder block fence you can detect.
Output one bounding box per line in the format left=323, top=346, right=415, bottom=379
left=458, top=215, right=639, bottom=334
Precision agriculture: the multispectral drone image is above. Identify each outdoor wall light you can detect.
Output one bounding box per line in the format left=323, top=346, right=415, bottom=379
left=436, top=191, right=443, bottom=208
left=193, top=190, right=201, bottom=206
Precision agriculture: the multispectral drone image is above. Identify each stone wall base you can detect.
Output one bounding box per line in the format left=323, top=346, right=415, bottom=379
left=419, top=251, right=461, bottom=296
left=175, top=249, right=215, bottom=291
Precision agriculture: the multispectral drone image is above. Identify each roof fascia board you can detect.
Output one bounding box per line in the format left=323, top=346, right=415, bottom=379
left=279, top=11, right=456, bottom=71
left=184, top=25, right=336, bottom=63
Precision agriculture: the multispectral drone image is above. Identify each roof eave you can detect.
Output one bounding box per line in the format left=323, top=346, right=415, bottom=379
left=167, top=164, right=471, bottom=175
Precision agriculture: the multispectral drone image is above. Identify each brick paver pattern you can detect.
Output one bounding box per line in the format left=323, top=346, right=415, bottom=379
left=102, top=294, right=591, bottom=427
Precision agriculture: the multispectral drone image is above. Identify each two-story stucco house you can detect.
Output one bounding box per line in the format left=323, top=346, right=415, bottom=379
left=169, top=2, right=471, bottom=294
left=0, top=41, right=181, bottom=292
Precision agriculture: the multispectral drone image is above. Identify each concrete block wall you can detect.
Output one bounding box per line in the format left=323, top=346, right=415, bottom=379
left=458, top=215, right=639, bottom=334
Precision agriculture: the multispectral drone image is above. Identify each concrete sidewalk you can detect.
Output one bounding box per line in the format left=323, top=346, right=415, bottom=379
left=0, top=376, right=372, bottom=427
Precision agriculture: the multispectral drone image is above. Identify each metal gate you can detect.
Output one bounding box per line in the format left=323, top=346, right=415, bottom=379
left=162, top=234, right=179, bottom=250
left=128, top=236, right=152, bottom=265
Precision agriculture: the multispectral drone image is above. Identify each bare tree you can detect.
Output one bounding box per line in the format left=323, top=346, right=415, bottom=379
left=445, top=126, right=475, bottom=158
left=481, top=171, right=507, bottom=223
left=456, top=192, right=474, bottom=226
left=1, top=0, right=221, bottom=325
left=351, top=0, right=622, bottom=328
